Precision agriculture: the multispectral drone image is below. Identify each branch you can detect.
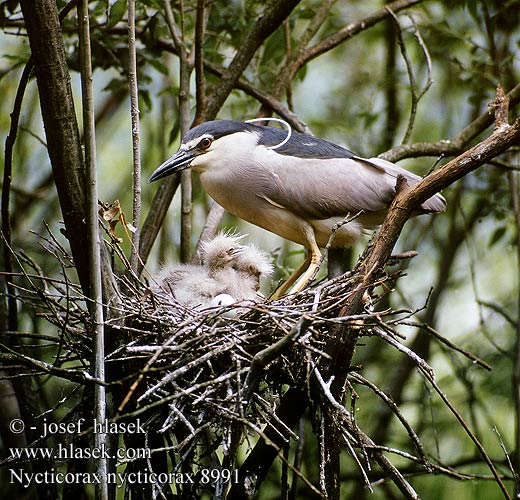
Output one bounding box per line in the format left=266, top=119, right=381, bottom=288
left=2, top=61, right=32, bottom=334
left=370, top=182, right=491, bottom=448
left=386, top=8, right=433, bottom=144
left=322, top=87, right=519, bottom=498
left=258, top=0, right=335, bottom=109
left=242, top=316, right=310, bottom=402
left=367, top=118, right=520, bottom=284
left=138, top=1, right=303, bottom=267
left=203, top=0, right=301, bottom=120
left=20, top=0, right=90, bottom=296
left=313, top=366, right=420, bottom=499
left=381, top=82, right=520, bottom=161
left=162, top=0, right=192, bottom=263
left=295, top=0, right=424, bottom=76
left=227, top=387, right=309, bottom=500
left=106, top=26, right=312, bottom=132
left=78, top=3, right=108, bottom=499
left=128, top=0, right=142, bottom=273
left=138, top=175, right=180, bottom=273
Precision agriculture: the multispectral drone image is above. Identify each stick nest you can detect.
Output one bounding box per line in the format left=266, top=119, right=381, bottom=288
left=109, top=266, right=381, bottom=438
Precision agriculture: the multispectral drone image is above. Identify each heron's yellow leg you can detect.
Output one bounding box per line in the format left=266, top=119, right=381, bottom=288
left=287, top=246, right=322, bottom=295
left=270, top=224, right=322, bottom=299
left=270, top=253, right=312, bottom=300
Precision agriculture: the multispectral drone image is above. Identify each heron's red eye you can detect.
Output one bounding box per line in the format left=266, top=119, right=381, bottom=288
left=199, top=137, right=212, bottom=150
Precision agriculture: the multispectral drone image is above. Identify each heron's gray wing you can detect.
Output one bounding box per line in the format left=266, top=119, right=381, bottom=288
left=256, top=154, right=399, bottom=220
left=257, top=151, right=445, bottom=219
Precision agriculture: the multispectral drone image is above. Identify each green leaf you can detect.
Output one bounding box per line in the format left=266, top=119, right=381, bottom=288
left=488, top=226, right=507, bottom=247
left=108, top=0, right=127, bottom=29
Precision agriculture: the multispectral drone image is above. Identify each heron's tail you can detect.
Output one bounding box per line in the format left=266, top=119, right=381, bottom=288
left=419, top=191, right=446, bottom=213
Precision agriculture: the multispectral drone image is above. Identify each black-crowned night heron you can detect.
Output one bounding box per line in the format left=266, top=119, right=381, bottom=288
left=154, top=233, right=272, bottom=308
left=149, top=120, right=446, bottom=296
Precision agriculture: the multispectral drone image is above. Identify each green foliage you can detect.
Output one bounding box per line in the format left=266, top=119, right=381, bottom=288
left=107, top=0, right=127, bottom=29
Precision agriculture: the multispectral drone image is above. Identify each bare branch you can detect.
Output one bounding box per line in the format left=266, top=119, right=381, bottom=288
left=381, top=82, right=520, bottom=162
left=78, top=4, right=108, bottom=498
left=2, top=61, right=32, bottom=334
left=163, top=0, right=193, bottom=263
left=128, top=0, right=142, bottom=274
left=386, top=8, right=433, bottom=144
left=298, top=0, right=424, bottom=72
left=204, top=0, right=301, bottom=120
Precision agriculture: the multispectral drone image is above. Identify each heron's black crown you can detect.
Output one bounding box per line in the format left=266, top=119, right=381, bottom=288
left=184, top=120, right=356, bottom=160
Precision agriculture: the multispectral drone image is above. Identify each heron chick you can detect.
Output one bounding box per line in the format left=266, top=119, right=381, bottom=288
left=149, top=120, right=446, bottom=296
left=153, top=264, right=221, bottom=308
left=201, top=232, right=273, bottom=300
left=153, top=233, right=273, bottom=309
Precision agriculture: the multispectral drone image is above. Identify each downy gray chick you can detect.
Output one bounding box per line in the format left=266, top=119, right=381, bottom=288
left=153, top=264, right=222, bottom=307
left=153, top=233, right=273, bottom=309
left=201, top=233, right=273, bottom=301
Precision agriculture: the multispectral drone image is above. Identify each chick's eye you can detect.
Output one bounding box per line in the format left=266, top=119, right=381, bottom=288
left=199, top=137, right=212, bottom=150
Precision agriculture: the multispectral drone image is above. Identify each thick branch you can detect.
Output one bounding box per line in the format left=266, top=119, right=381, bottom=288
left=203, top=0, right=301, bottom=120
left=368, top=116, right=520, bottom=277
left=20, top=0, right=90, bottom=295
left=322, top=103, right=520, bottom=496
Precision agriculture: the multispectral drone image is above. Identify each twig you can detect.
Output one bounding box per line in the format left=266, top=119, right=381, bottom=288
left=258, top=0, right=335, bottom=111
left=128, top=0, right=142, bottom=274
left=275, top=0, right=424, bottom=94
left=242, top=315, right=311, bottom=402
left=313, top=365, right=420, bottom=499
left=416, top=322, right=492, bottom=370
left=381, top=82, right=520, bottom=162
left=427, top=375, right=511, bottom=499
left=386, top=8, right=432, bottom=144
left=493, top=426, right=518, bottom=489
left=507, top=147, right=520, bottom=491
left=350, top=372, right=430, bottom=469
left=162, top=0, right=192, bottom=263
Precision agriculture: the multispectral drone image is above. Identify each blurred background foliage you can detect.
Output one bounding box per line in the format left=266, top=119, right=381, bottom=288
left=1, top=0, right=519, bottom=498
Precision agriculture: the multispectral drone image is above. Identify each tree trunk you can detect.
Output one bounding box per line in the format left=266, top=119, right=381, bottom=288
left=20, top=0, right=90, bottom=296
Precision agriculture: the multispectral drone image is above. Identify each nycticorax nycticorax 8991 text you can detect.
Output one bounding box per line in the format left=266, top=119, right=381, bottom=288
left=149, top=120, right=446, bottom=296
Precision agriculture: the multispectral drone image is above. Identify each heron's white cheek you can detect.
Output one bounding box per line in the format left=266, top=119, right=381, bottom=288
left=190, top=155, right=208, bottom=172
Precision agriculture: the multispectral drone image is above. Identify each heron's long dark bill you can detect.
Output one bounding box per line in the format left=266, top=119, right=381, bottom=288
left=148, top=149, right=195, bottom=182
